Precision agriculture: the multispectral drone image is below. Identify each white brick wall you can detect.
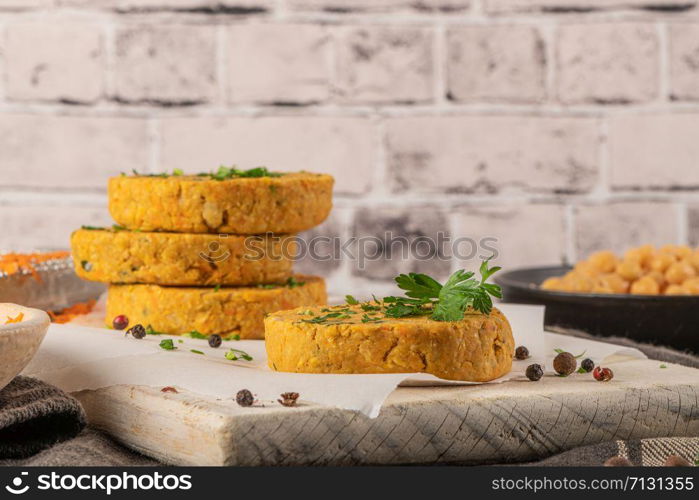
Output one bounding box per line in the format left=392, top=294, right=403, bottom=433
left=0, top=1, right=697, bottom=296
left=5, top=23, right=103, bottom=103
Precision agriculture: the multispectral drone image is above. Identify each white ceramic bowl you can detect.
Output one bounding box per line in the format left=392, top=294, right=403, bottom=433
left=0, top=303, right=50, bottom=391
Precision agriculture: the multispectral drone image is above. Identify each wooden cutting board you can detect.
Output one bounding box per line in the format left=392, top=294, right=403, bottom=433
left=73, top=359, right=699, bottom=466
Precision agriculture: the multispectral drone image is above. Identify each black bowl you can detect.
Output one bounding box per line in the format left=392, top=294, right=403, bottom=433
left=495, top=266, right=699, bottom=353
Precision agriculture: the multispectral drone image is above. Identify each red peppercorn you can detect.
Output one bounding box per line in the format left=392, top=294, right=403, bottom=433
left=593, top=366, right=614, bottom=381
left=112, top=314, right=129, bottom=330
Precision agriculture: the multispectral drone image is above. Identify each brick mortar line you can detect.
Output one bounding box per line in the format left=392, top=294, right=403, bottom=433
left=2, top=189, right=698, bottom=207
left=0, top=9, right=696, bottom=25
left=592, top=116, right=611, bottom=197
left=564, top=204, right=576, bottom=264
left=2, top=101, right=699, bottom=117
left=215, top=24, right=228, bottom=106
left=432, top=23, right=447, bottom=106
left=657, top=21, right=671, bottom=101
left=676, top=202, right=689, bottom=245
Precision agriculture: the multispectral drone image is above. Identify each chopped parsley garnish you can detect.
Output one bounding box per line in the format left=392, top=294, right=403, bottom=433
left=159, top=339, right=176, bottom=350
left=185, top=330, right=208, bottom=339
left=225, top=348, right=253, bottom=361
left=146, top=325, right=165, bottom=336
left=301, top=312, right=345, bottom=324
left=286, top=276, right=305, bottom=288
left=208, top=166, right=282, bottom=181
left=214, top=284, right=221, bottom=292
left=345, top=295, right=359, bottom=305
left=190, top=349, right=204, bottom=355
left=81, top=225, right=104, bottom=231
left=132, top=169, right=169, bottom=178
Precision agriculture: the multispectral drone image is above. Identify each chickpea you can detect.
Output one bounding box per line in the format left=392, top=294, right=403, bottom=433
left=665, top=261, right=696, bottom=285
left=564, top=275, right=594, bottom=293
left=588, top=250, right=618, bottom=273
left=541, top=277, right=565, bottom=291
left=665, top=284, right=689, bottom=295
left=595, top=273, right=629, bottom=294
left=649, top=253, right=676, bottom=273
left=681, top=277, right=699, bottom=294
left=615, top=259, right=643, bottom=282
left=687, top=252, right=699, bottom=272
left=574, top=261, right=601, bottom=278
left=659, top=244, right=693, bottom=259
left=645, top=270, right=667, bottom=288
left=624, top=245, right=655, bottom=268
left=630, top=276, right=660, bottom=295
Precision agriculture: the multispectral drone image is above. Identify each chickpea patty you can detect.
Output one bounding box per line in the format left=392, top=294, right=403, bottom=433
left=109, top=172, right=334, bottom=234
left=265, top=305, right=514, bottom=381
left=106, top=275, right=326, bottom=339
left=71, top=228, right=296, bottom=286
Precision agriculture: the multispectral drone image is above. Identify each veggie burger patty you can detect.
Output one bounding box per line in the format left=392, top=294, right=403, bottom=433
left=106, top=275, right=327, bottom=340
left=109, top=172, right=334, bottom=234
left=265, top=304, right=514, bottom=381
left=71, top=228, right=296, bottom=286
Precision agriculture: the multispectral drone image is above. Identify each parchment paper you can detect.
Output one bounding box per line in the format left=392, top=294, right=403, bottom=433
left=22, top=304, right=645, bottom=418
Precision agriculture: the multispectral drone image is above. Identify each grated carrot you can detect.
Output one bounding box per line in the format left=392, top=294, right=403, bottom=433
left=0, top=251, right=70, bottom=282
left=48, top=300, right=96, bottom=324
left=5, top=312, right=24, bottom=324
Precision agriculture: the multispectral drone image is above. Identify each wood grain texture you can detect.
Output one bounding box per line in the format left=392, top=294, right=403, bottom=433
left=74, top=360, right=699, bottom=466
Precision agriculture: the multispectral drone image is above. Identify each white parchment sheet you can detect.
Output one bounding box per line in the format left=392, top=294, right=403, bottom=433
left=23, top=304, right=645, bottom=418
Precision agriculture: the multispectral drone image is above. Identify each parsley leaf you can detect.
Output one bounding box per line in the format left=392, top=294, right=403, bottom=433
left=383, top=259, right=502, bottom=321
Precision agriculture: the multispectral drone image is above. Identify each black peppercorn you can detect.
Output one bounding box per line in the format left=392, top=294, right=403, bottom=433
left=236, top=389, right=254, bottom=407
left=112, top=314, right=129, bottom=331
left=580, top=358, right=595, bottom=373
left=515, top=346, right=530, bottom=360
left=553, top=352, right=576, bottom=376
left=126, top=324, right=146, bottom=339
left=208, top=334, right=222, bottom=348
left=525, top=364, right=543, bottom=381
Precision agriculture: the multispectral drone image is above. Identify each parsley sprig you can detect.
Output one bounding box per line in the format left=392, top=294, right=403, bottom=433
left=383, top=260, right=503, bottom=321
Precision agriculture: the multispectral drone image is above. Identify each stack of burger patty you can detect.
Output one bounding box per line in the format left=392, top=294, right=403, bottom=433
left=71, top=168, right=333, bottom=339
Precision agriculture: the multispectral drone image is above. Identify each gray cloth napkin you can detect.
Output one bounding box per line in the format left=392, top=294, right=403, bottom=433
left=0, top=428, right=158, bottom=467
left=0, top=376, right=86, bottom=459
left=522, top=437, right=699, bottom=466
